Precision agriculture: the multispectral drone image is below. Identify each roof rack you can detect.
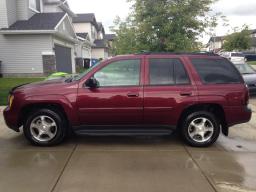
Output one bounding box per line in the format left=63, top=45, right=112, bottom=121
left=135, top=51, right=219, bottom=56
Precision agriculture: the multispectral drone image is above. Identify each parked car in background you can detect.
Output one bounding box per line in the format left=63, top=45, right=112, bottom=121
left=234, top=63, right=256, bottom=96
left=3, top=53, right=252, bottom=147
left=220, top=52, right=246, bottom=63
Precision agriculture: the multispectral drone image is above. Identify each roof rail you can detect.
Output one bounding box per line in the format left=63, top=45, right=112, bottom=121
left=135, top=51, right=219, bottom=56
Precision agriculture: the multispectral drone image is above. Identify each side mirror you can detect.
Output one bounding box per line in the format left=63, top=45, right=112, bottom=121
left=85, top=77, right=99, bottom=88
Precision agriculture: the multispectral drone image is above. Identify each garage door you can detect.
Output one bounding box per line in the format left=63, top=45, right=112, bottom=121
left=55, top=44, right=72, bottom=73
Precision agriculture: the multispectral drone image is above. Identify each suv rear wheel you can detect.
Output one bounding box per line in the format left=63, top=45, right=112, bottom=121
left=23, top=109, right=67, bottom=146
left=181, top=111, right=220, bottom=147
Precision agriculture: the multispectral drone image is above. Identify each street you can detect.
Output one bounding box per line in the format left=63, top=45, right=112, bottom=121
left=0, top=99, right=256, bottom=192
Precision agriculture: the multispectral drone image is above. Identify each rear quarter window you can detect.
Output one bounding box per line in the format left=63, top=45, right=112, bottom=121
left=190, top=58, right=242, bottom=84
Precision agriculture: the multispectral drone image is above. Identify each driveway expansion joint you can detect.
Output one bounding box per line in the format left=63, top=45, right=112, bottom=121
left=184, top=146, right=218, bottom=192
left=50, top=143, right=77, bottom=192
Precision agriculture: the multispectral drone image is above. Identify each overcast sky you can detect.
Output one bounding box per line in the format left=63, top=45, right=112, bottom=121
left=68, top=0, right=256, bottom=44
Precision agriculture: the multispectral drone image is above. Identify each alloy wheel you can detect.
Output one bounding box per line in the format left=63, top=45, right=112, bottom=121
left=30, top=115, right=58, bottom=142
left=187, top=117, right=214, bottom=143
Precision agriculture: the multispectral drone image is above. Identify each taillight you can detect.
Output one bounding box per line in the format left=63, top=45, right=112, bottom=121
left=244, top=85, right=249, bottom=105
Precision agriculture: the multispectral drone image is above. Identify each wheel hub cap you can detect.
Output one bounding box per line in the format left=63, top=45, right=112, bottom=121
left=30, top=115, right=57, bottom=142
left=188, top=117, right=214, bottom=143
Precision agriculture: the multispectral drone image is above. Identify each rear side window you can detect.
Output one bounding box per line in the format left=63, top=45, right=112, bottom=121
left=190, top=58, right=242, bottom=84
left=149, top=58, right=190, bottom=85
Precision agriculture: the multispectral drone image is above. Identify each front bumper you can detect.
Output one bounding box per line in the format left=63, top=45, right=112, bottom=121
left=3, top=106, right=20, bottom=132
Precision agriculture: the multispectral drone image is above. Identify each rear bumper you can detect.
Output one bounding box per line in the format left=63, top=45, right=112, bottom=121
left=3, top=106, right=20, bottom=132
left=225, top=105, right=252, bottom=127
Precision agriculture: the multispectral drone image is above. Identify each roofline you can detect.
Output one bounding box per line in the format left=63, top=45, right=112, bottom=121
left=77, top=36, right=93, bottom=46
left=55, top=13, right=68, bottom=29
left=0, top=13, right=68, bottom=35
left=135, top=52, right=219, bottom=56
left=77, top=36, right=85, bottom=41
left=54, top=31, right=78, bottom=43
left=54, top=13, right=77, bottom=38
left=0, top=30, right=56, bottom=34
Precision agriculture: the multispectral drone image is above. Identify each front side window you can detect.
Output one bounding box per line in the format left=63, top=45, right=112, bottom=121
left=191, top=58, right=242, bottom=84
left=29, top=0, right=41, bottom=12
left=94, top=59, right=140, bottom=87
left=149, top=58, right=190, bottom=85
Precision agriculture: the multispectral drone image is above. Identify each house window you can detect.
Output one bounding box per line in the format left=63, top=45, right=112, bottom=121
left=29, top=0, right=41, bottom=12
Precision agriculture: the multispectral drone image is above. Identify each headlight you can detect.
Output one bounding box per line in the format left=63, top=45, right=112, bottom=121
left=8, top=95, right=14, bottom=108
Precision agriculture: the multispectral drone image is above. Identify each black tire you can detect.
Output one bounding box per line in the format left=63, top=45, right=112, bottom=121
left=23, top=108, right=67, bottom=146
left=181, top=111, right=220, bottom=147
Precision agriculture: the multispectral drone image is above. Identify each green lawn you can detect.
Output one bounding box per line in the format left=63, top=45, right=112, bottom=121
left=0, top=78, right=44, bottom=106
left=248, top=61, right=256, bottom=65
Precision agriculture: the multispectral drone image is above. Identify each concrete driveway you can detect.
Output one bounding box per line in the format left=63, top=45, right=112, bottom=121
left=1, top=99, right=256, bottom=192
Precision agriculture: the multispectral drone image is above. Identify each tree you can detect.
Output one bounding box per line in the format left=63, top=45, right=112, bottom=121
left=223, top=26, right=252, bottom=51
left=111, top=0, right=219, bottom=54
left=110, top=17, right=141, bottom=55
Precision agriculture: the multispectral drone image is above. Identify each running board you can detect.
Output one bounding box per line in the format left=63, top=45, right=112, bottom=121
left=73, top=127, right=174, bottom=136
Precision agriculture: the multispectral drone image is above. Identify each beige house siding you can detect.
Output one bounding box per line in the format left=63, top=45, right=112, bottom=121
left=92, top=48, right=108, bottom=59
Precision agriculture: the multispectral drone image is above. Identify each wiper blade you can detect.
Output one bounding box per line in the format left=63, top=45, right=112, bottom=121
left=65, top=75, right=80, bottom=83
left=65, top=77, right=73, bottom=83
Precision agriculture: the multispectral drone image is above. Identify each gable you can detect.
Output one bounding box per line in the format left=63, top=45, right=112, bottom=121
left=56, top=15, right=76, bottom=38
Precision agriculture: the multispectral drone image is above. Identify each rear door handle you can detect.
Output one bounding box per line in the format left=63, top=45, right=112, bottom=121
left=180, top=92, right=192, bottom=96
left=127, top=93, right=139, bottom=97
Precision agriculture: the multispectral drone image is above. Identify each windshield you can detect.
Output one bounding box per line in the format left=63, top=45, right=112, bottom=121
left=235, top=63, right=256, bottom=74
left=73, top=61, right=101, bottom=81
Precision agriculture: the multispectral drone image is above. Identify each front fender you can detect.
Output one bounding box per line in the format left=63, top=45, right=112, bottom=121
left=22, top=94, right=79, bottom=126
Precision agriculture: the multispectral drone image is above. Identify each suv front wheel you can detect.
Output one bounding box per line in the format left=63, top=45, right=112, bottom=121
left=181, top=111, right=220, bottom=147
left=23, top=109, right=67, bottom=146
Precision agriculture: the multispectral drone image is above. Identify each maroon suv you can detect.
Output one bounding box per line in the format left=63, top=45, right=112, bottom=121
left=3, top=53, right=252, bottom=147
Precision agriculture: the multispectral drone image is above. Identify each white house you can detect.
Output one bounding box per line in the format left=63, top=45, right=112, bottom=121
left=73, top=14, right=111, bottom=61
left=0, top=0, right=91, bottom=76
left=207, top=29, right=256, bottom=53
left=207, top=36, right=225, bottom=53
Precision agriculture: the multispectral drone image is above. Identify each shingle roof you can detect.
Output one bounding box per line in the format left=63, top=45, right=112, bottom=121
left=104, top=34, right=116, bottom=41
left=76, top=33, right=88, bottom=39
left=1, top=12, right=66, bottom=30
left=73, top=13, right=96, bottom=23
left=93, top=39, right=107, bottom=48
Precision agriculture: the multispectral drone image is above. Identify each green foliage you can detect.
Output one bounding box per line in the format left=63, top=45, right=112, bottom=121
left=0, top=78, right=44, bottom=105
left=223, top=26, right=252, bottom=51
left=111, top=0, right=219, bottom=54
left=248, top=61, right=256, bottom=66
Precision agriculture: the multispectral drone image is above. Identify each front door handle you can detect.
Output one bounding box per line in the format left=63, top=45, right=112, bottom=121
left=180, top=91, right=192, bottom=96
left=127, top=93, right=139, bottom=97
